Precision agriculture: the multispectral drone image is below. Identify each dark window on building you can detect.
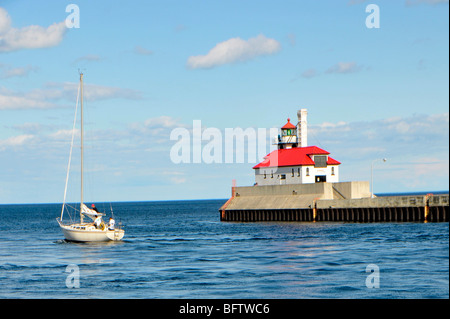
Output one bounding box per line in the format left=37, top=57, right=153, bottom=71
left=297, top=168, right=300, bottom=177
left=291, top=168, right=294, bottom=177
left=306, top=168, right=310, bottom=176
left=280, top=174, right=286, bottom=180
left=315, top=175, right=327, bottom=183
left=314, top=155, right=327, bottom=168
left=331, top=167, right=335, bottom=175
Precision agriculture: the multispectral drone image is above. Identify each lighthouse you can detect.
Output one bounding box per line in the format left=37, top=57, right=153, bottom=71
left=278, top=118, right=298, bottom=149
left=276, top=108, right=307, bottom=150
left=219, top=109, right=406, bottom=223
left=253, top=109, right=341, bottom=185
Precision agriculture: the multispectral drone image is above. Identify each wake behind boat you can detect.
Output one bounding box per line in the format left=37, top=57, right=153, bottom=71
left=57, top=73, right=125, bottom=242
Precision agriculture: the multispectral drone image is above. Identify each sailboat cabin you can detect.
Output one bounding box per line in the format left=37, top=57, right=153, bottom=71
left=253, top=109, right=341, bottom=186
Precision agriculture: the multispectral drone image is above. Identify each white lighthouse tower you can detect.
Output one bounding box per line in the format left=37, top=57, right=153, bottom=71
left=278, top=118, right=297, bottom=149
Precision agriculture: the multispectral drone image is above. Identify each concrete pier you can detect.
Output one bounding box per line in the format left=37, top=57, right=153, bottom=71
left=219, top=183, right=449, bottom=223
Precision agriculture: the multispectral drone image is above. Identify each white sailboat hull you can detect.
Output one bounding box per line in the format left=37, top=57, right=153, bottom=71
left=57, top=219, right=124, bottom=242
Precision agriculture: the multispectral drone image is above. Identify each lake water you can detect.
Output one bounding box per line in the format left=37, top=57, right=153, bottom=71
left=0, top=199, right=448, bottom=299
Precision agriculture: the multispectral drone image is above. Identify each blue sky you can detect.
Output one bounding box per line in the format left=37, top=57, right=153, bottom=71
left=0, top=0, right=448, bottom=204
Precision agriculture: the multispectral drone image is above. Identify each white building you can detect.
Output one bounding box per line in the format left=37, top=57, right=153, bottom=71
left=253, top=109, right=341, bottom=186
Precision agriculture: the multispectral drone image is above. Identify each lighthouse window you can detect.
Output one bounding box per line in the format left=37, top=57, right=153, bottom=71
left=271, top=170, right=273, bottom=178
left=331, top=167, right=335, bottom=175
left=314, top=155, right=327, bottom=168
left=264, top=172, right=267, bottom=179
left=306, top=168, right=310, bottom=176
left=292, top=168, right=294, bottom=177
left=297, top=168, right=300, bottom=177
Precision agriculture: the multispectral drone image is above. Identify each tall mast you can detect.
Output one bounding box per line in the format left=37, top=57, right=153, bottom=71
left=80, top=72, right=84, bottom=223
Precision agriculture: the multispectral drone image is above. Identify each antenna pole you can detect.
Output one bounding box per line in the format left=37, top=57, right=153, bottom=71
left=80, top=72, right=84, bottom=223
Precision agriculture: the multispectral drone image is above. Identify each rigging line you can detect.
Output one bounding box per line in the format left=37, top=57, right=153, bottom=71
left=307, top=124, right=323, bottom=149
left=80, top=86, right=96, bottom=207
left=65, top=203, right=81, bottom=224
left=61, top=82, right=81, bottom=221
left=295, top=120, right=323, bottom=148
left=65, top=206, right=73, bottom=224
left=64, top=204, right=74, bottom=224
left=110, top=202, right=115, bottom=219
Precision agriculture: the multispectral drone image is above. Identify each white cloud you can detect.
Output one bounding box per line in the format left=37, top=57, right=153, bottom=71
left=0, top=92, right=57, bottom=110
left=316, top=121, right=349, bottom=130
left=170, top=176, right=187, bottom=184
left=376, top=158, right=449, bottom=190
left=0, top=134, right=35, bottom=151
left=0, top=64, right=37, bottom=79
left=11, top=122, right=45, bottom=134
left=130, top=116, right=187, bottom=132
left=143, top=116, right=179, bottom=128
left=310, top=112, right=449, bottom=160
left=287, top=33, right=296, bottom=46
left=301, top=68, right=319, bottom=79
left=187, top=34, right=281, bottom=69
left=295, top=62, right=364, bottom=81
left=326, top=62, right=363, bottom=74
left=133, top=45, right=153, bottom=56
left=413, top=158, right=448, bottom=176
left=0, top=7, right=67, bottom=53
left=72, top=55, right=102, bottom=65
left=174, top=24, right=187, bottom=33
left=0, top=82, right=142, bottom=110
left=129, top=116, right=187, bottom=145
left=309, top=112, right=449, bottom=192
left=49, top=129, right=80, bottom=141
left=0, top=7, right=12, bottom=34
left=80, top=83, right=142, bottom=101
left=161, top=171, right=187, bottom=184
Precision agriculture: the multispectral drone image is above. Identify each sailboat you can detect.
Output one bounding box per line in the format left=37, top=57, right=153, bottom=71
left=56, top=73, right=125, bottom=242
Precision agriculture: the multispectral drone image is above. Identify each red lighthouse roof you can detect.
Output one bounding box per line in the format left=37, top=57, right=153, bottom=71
left=253, top=146, right=341, bottom=169
left=281, top=118, right=296, bottom=129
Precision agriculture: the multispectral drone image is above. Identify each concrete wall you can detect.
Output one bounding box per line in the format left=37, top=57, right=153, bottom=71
left=316, top=194, right=449, bottom=209
left=235, top=181, right=370, bottom=200
left=235, top=182, right=332, bottom=198
left=225, top=194, right=319, bottom=210
left=332, top=181, right=371, bottom=199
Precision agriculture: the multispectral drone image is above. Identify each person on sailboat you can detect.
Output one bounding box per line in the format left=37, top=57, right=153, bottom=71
left=108, top=217, right=115, bottom=231
left=91, top=204, right=99, bottom=213
left=94, top=215, right=103, bottom=229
